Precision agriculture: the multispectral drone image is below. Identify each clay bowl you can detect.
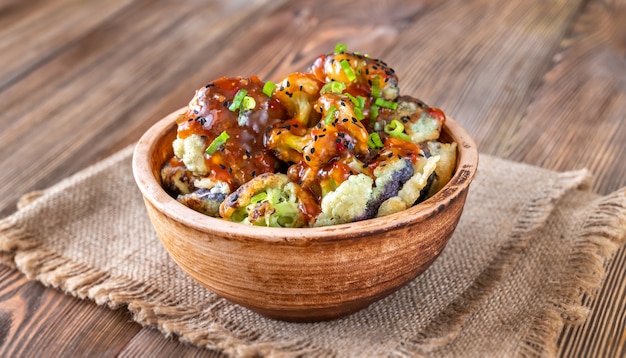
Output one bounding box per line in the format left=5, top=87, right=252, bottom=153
left=132, top=107, right=478, bottom=322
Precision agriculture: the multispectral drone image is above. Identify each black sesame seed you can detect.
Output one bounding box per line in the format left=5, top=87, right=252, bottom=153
left=228, top=167, right=232, bottom=174
left=318, top=134, right=326, bottom=137
left=367, top=79, right=372, bottom=86
left=397, top=154, right=402, bottom=160
left=342, top=118, right=349, bottom=122
left=310, top=148, right=315, bottom=154
left=387, top=152, right=394, bottom=158
left=251, top=171, right=256, bottom=177
left=299, top=85, right=303, bottom=91
left=338, top=132, right=345, bottom=138
left=205, top=83, right=214, bottom=88
left=305, top=155, right=311, bottom=161
left=200, top=135, right=207, bottom=139
left=277, top=130, right=282, bottom=135
left=219, top=164, right=226, bottom=169
left=336, top=138, right=341, bottom=143
left=286, top=80, right=291, bottom=87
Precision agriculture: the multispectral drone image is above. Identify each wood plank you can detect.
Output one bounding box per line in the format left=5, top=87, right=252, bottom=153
left=119, top=327, right=225, bottom=357
left=0, top=0, right=135, bottom=89
left=506, top=0, right=626, bottom=195
left=0, top=265, right=141, bottom=356
left=0, top=0, right=276, bottom=217
left=380, top=0, right=586, bottom=159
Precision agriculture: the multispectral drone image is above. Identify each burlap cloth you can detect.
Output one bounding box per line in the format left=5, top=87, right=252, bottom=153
left=1, top=146, right=626, bottom=357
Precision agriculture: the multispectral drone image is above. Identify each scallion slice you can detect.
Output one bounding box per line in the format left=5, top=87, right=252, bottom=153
left=262, top=81, right=276, bottom=97
left=371, top=76, right=381, bottom=98
left=370, top=104, right=379, bottom=120
left=384, top=119, right=411, bottom=141
left=242, top=96, right=256, bottom=111
left=375, top=97, right=398, bottom=110
left=228, top=89, right=248, bottom=111
left=368, top=132, right=384, bottom=149
left=206, top=131, right=230, bottom=155
left=335, top=43, right=348, bottom=53
left=339, top=60, right=356, bottom=82
left=324, top=105, right=337, bottom=125
left=320, top=81, right=346, bottom=94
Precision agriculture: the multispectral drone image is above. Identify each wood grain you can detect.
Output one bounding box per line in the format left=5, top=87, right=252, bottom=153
left=0, top=0, right=625, bottom=355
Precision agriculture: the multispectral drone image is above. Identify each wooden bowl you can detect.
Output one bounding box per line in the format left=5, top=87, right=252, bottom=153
left=132, top=107, right=478, bottom=322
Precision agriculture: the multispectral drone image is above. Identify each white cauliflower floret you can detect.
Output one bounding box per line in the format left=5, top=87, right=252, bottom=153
left=173, top=134, right=208, bottom=175
left=427, top=141, right=457, bottom=196
left=377, top=155, right=440, bottom=217
left=314, top=174, right=374, bottom=227
left=176, top=181, right=230, bottom=217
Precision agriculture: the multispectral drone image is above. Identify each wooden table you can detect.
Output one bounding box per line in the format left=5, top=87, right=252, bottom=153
left=1, top=0, right=624, bottom=356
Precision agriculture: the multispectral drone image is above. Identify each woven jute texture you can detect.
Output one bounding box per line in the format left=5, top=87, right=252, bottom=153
left=1, top=146, right=626, bottom=357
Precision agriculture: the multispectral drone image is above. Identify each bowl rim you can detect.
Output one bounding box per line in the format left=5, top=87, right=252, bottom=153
left=132, top=107, right=478, bottom=243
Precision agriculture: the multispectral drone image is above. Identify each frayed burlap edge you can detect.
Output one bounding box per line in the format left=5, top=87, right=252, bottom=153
left=2, top=146, right=626, bottom=357
left=394, top=169, right=594, bottom=356
left=517, top=188, right=626, bottom=357
left=0, top=146, right=326, bottom=358
left=0, top=238, right=322, bottom=357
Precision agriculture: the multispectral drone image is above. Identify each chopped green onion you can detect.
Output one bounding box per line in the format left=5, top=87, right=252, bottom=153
left=368, top=132, right=384, bottom=149
left=228, top=89, right=248, bottom=111
left=206, top=131, right=230, bottom=155
left=384, top=119, right=411, bottom=141
left=340, top=60, right=357, bottom=82
left=356, top=95, right=366, bottom=108
left=242, top=96, right=256, bottom=111
left=371, top=76, right=381, bottom=98
left=354, top=107, right=364, bottom=120
left=370, top=104, right=379, bottom=120
left=324, top=105, right=337, bottom=125
left=251, top=192, right=267, bottom=204
left=320, top=81, right=346, bottom=94
left=262, top=81, right=276, bottom=97
left=375, top=97, right=398, bottom=110
left=335, top=43, right=348, bottom=53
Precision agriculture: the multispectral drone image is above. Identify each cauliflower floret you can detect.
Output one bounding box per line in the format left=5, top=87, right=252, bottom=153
left=173, top=134, right=208, bottom=175
left=426, top=141, right=457, bottom=196
left=176, top=181, right=230, bottom=217
left=220, top=173, right=316, bottom=227
left=377, top=155, right=440, bottom=217
left=354, top=158, right=414, bottom=221
left=161, top=161, right=194, bottom=195
left=314, top=174, right=374, bottom=227
left=384, top=96, right=442, bottom=144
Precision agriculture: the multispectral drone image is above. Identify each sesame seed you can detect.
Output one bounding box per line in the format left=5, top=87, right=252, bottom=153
left=305, top=155, right=311, bottom=161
